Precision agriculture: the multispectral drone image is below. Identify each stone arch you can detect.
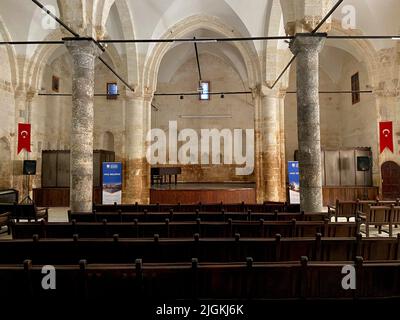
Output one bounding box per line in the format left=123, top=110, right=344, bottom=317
left=328, top=20, right=378, bottom=86
left=143, top=15, right=262, bottom=95
left=57, top=0, right=86, bottom=35
left=94, top=0, right=116, bottom=36
left=25, top=29, right=124, bottom=93
left=0, top=15, right=18, bottom=89
left=263, top=0, right=291, bottom=88
left=96, top=0, right=139, bottom=85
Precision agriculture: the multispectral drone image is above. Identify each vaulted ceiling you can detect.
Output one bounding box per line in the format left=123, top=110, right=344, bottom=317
left=0, top=0, right=398, bottom=87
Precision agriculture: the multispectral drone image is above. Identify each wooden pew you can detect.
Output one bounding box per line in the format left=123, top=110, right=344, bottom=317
left=1, top=235, right=400, bottom=265
left=0, top=212, right=11, bottom=234
left=360, top=205, right=391, bottom=237
left=328, top=199, right=400, bottom=223
left=92, top=202, right=301, bottom=213
left=2, top=258, right=400, bottom=300
left=11, top=219, right=360, bottom=239
left=68, top=210, right=331, bottom=223
left=0, top=203, right=48, bottom=222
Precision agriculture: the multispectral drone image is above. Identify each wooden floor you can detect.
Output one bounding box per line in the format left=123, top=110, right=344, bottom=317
left=150, top=183, right=256, bottom=204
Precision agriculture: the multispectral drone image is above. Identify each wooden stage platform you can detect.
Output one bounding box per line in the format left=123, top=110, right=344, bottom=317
left=150, top=184, right=380, bottom=205
left=32, top=185, right=379, bottom=207
left=150, top=183, right=256, bottom=205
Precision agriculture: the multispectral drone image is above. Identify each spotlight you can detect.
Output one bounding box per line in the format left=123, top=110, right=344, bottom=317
left=221, top=93, right=225, bottom=99
left=180, top=95, right=184, bottom=100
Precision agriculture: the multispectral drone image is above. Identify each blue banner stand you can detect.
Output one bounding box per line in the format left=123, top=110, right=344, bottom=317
left=102, top=162, right=122, bottom=205
left=288, top=161, right=300, bottom=205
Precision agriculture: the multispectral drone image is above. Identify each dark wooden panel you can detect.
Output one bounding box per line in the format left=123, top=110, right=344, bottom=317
left=42, top=152, right=57, bottom=187
left=93, top=152, right=101, bottom=187
left=41, top=150, right=115, bottom=188
left=150, top=188, right=256, bottom=204
left=322, top=187, right=379, bottom=206
left=33, top=188, right=102, bottom=207
left=382, top=161, right=400, bottom=200
left=56, top=151, right=70, bottom=187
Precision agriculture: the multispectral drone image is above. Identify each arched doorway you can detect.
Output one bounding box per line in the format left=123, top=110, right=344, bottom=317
left=381, top=161, right=400, bottom=200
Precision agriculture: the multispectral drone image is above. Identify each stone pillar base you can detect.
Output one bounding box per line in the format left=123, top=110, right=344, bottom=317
left=123, top=158, right=150, bottom=204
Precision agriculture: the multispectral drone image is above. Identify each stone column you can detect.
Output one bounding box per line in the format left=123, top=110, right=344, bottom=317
left=12, top=88, right=37, bottom=195
left=260, top=86, right=283, bottom=202
left=253, top=90, right=264, bottom=203
left=123, top=93, right=147, bottom=204
left=142, top=94, right=153, bottom=203
left=278, top=96, right=287, bottom=201
left=65, top=39, right=102, bottom=213
left=290, top=34, right=325, bottom=212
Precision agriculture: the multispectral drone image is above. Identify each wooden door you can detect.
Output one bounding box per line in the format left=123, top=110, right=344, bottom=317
left=381, top=161, right=400, bottom=200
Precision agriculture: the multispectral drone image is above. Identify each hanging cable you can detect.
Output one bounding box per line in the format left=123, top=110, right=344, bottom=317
left=268, top=0, right=344, bottom=89
left=32, top=0, right=135, bottom=93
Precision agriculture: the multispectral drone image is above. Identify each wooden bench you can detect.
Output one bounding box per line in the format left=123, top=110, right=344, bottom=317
left=0, top=212, right=11, bottom=235
left=11, top=219, right=360, bottom=239
left=359, top=205, right=390, bottom=237
left=69, top=210, right=331, bottom=223
left=0, top=203, right=48, bottom=222
left=358, top=204, right=400, bottom=237
left=93, top=202, right=301, bottom=213
left=1, top=235, right=400, bottom=265
left=328, top=199, right=400, bottom=222
left=1, top=258, right=400, bottom=300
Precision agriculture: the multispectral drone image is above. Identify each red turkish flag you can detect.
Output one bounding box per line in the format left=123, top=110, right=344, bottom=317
left=379, top=121, right=394, bottom=153
left=17, top=123, right=31, bottom=154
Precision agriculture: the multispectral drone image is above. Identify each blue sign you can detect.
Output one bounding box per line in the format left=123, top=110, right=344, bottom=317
left=102, top=162, right=122, bottom=205
left=288, top=161, right=300, bottom=204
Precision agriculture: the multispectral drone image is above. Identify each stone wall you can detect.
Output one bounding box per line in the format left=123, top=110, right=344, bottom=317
left=284, top=43, right=400, bottom=192
left=29, top=52, right=126, bottom=189
left=0, top=45, right=15, bottom=189
left=153, top=53, right=255, bottom=183
left=337, top=52, right=379, bottom=185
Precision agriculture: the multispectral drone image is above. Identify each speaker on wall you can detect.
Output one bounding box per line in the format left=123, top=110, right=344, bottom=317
left=357, top=156, right=370, bottom=172
left=23, top=160, right=37, bottom=175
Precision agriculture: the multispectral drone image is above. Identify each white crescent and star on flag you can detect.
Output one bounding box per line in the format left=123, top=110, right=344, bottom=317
left=382, top=128, right=391, bottom=138
left=20, top=130, right=29, bottom=139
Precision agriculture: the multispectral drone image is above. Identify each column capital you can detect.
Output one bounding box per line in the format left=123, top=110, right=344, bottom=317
left=260, top=85, right=286, bottom=99
left=64, top=38, right=103, bottom=58
left=124, top=91, right=144, bottom=102
left=289, top=33, right=327, bottom=55
left=124, top=86, right=154, bottom=102
left=124, top=92, right=154, bottom=103
left=26, top=89, right=38, bottom=103
left=14, top=87, right=37, bottom=101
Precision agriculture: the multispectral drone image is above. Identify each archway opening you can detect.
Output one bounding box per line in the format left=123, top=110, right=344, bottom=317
left=152, top=28, right=255, bottom=184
